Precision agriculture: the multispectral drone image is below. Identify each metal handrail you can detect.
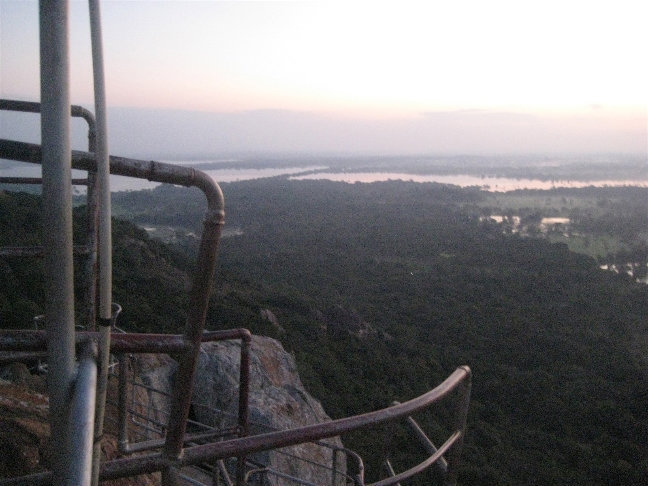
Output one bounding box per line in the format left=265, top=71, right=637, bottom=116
left=0, top=99, right=99, bottom=330
left=0, top=136, right=225, bottom=484
left=0, top=99, right=97, bottom=148
left=0, top=366, right=470, bottom=486
left=0, top=137, right=471, bottom=486
left=94, top=366, right=471, bottom=484
left=113, top=329, right=251, bottom=457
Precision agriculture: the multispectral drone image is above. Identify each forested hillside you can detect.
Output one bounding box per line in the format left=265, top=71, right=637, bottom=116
left=2, top=181, right=647, bottom=485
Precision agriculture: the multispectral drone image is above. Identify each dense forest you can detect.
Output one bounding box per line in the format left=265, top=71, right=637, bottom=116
left=1, top=179, right=647, bottom=485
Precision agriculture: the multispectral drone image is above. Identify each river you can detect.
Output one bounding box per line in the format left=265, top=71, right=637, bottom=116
left=1, top=162, right=646, bottom=193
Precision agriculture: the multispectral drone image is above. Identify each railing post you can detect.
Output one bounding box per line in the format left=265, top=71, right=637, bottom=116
left=68, top=342, right=98, bottom=485
left=39, top=2, right=78, bottom=485
left=443, top=366, right=471, bottom=486
left=404, top=415, right=448, bottom=472
left=117, top=353, right=131, bottom=452
left=383, top=460, right=401, bottom=486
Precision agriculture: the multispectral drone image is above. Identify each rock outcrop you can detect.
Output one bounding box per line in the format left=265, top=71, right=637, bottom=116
left=0, top=365, right=159, bottom=486
left=0, top=335, right=345, bottom=485
left=0, top=377, right=50, bottom=478
left=129, top=335, right=346, bottom=485
left=193, top=335, right=346, bottom=485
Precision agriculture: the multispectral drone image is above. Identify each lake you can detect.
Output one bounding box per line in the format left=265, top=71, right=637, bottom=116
left=2, top=162, right=646, bottom=193
left=289, top=172, right=648, bottom=191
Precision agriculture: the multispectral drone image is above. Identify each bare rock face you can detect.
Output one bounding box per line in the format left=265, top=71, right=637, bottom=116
left=133, top=335, right=346, bottom=485
left=192, top=336, right=346, bottom=485
left=0, top=378, right=50, bottom=477
left=0, top=335, right=345, bottom=485
left=260, top=308, right=284, bottom=334
left=126, top=352, right=177, bottom=442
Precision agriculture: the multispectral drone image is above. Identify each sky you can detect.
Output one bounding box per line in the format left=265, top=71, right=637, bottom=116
left=1, top=0, right=647, bottom=156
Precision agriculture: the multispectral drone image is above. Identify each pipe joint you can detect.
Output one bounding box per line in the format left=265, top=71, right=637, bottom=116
left=204, top=208, right=226, bottom=226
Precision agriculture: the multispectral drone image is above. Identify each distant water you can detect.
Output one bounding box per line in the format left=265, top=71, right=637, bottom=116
left=108, top=167, right=322, bottom=191
left=0, top=163, right=323, bottom=192
left=289, top=172, right=648, bottom=191
left=2, top=162, right=646, bottom=192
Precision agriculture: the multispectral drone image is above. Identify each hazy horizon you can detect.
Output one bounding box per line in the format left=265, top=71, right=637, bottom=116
left=1, top=104, right=646, bottom=160
left=1, top=1, right=646, bottom=157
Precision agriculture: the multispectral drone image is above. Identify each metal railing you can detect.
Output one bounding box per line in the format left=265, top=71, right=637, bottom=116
left=0, top=324, right=470, bottom=486
left=0, top=98, right=99, bottom=330
left=0, top=135, right=472, bottom=485
left=109, top=355, right=360, bottom=486
left=0, top=3, right=472, bottom=482
left=0, top=130, right=226, bottom=484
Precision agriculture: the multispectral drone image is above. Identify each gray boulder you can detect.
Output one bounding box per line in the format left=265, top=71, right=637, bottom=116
left=192, top=335, right=346, bottom=486
left=129, top=335, right=346, bottom=485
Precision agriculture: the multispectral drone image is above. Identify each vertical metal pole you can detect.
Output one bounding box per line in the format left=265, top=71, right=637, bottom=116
left=82, top=107, right=98, bottom=332
left=39, top=2, right=76, bottom=486
left=68, top=342, right=98, bottom=485
left=384, top=459, right=402, bottom=486
left=88, top=1, right=113, bottom=484
left=88, top=0, right=112, bottom=317
left=84, top=171, right=98, bottom=330
left=162, top=214, right=223, bottom=485
left=117, top=353, right=130, bottom=451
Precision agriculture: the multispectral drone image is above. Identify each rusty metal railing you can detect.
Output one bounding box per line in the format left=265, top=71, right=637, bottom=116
left=0, top=135, right=226, bottom=484
left=112, top=355, right=361, bottom=486
left=0, top=135, right=471, bottom=486
left=112, top=329, right=251, bottom=455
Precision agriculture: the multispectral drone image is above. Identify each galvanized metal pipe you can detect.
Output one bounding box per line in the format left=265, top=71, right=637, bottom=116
left=87, top=0, right=112, bottom=478
left=88, top=0, right=112, bottom=323
left=0, top=245, right=90, bottom=257
left=0, top=99, right=96, bottom=139
left=0, top=177, right=88, bottom=185
left=0, top=139, right=225, bottom=225
left=68, top=342, right=98, bottom=486
left=84, top=171, right=99, bottom=329
left=38, top=3, right=76, bottom=485
left=117, top=353, right=130, bottom=453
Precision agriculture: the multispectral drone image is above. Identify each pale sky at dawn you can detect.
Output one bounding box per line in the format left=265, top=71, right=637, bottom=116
left=1, top=0, right=646, bottom=155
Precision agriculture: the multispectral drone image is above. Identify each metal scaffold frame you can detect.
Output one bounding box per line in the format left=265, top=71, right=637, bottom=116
left=0, top=2, right=471, bottom=485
